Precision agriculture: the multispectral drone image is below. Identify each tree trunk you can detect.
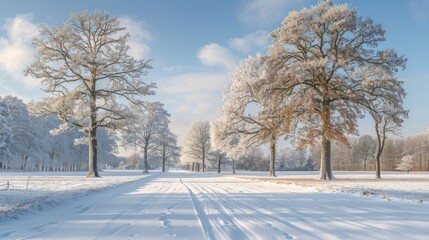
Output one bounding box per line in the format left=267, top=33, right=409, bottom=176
left=319, top=87, right=334, bottom=180
left=269, top=136, right=276, bottom=177
left=202, top=150, right=205, bottom=172
left=319, top=136, right=334, bottom=180
left=364, top=159, right=367, bottom=171
left=425, top=153, right=428, bottom=171
left=375, top=152, right=381, bottom=179
left=217, top=156, right=221, bottom=173
left=374, top=121, right=384, bottom=179
left=87, top=126, right=99, bottom=177
left=319, top=108, right=334, bottom=180
left=87, top=78, right=99, bottom=178
left=232, top=159, right=236, bottom=174
left=162, top=147, right=166, bottom=172
left=143, top=142, right=149, bottom=174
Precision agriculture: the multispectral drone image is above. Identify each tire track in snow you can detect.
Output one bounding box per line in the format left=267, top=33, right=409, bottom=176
left=187, top=182, right=249, bottom=239
left=204, top=180, right=323, bottom=238
left=93, top=180, right=172, bottom=239
left=189, top=181, right=300, bottom=240
left=225, top=177, right=408, bottom=240
left=202, top=180, right=353, bottom=239
left=180, top=178, right=216, bottom=240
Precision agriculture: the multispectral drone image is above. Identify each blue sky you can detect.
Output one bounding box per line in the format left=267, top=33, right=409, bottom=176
left=0, top=0, right=428, bottom=144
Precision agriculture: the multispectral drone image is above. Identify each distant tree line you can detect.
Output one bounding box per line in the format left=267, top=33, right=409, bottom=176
left=232, top=131, right=429, bottom=173
left=0, top=96, right=121, bottom=171
left=309, top=133, right=429, bottom=172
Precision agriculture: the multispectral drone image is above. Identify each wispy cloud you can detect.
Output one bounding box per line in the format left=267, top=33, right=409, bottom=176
left=239, top=0, right=303, bottom=26
left=165, top=28, right=273, bottom=143
left=228, top=30, right=270, bottom=53
left=197, top=43, right=239, bottom=71
left=170, top=29, right=272, bottom=142
left=0, top=14, right=38, bottom=88
left=118, top=16, right=151, bottom=59
left=409, top=0, right=429, bottom=21
left=160, top=72, right=228, bottom=94
left=169, top=93, right=223, bottom=145
left=157, top=72, right=229, bottom=144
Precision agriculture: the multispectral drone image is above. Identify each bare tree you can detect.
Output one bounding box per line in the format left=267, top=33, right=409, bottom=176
left=209, top=150, right=227, bottom=173
left=126, top=153, right=141, bottom=169
left=212, top=55, right=292, bottom=177
left=266, top=1, right=406, bottom=179
left=123, top=102, right=170, bottom=174
left=396, top=155, right=414, bottom=173
left=155, top=128, right=179, bottom=172
left=0, top=101, right=12, bottom=169
left=26, top=12, right=155, bottom=177
left=371, top=106, right=408, bottom=178
left=181, top=121, right=211, bottom=172
left=354, top=135, right=376, bottom=171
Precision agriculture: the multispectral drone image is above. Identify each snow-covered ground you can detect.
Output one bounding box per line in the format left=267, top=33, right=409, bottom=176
left=0, top=171, right=428, bottom=239
left=235, top=171, right=429, bottom=203
left=0, top=170, right=148, bottom=220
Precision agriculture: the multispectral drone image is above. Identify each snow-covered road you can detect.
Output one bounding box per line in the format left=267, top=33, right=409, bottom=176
left=1, top=172, right=428, bottom=239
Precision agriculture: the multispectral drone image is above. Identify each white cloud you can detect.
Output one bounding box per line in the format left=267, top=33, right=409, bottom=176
left=169, top=116, right=193, bottom=146
left=162, top=65, right=185, bottom=73
left=157, top=72, right=229, bottom=144
left=239, top=0, right=303, bottom=26
left=118, top=16, right=151, bottom=59
left=228, top=30, right=270, bottom=53
left=197, top=43, right=238, bottom=71
left=169, top=93, right=221, bottom=145
left=160, top=72, right=228, bottom=94
left=410, top=0, right=429, bottom=21
left=5, top=14, right=37, bottom=43
left=0, top=14, right=38, bottom=88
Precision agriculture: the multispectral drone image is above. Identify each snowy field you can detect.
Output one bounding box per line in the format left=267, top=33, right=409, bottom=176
left=0, top=171, right=428, bottom=239
left=0, top=170, right=148, bottom=220
left=235, top=171, right=429, bottom=203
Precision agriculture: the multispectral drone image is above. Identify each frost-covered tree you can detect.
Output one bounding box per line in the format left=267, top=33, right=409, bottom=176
left=369, top=101, right=408, bottom=178
left=154, top=127, right=179, bottom=172
left=126, top=153, right=141, bottom=169
left=409, top=131, right=429, bottom=171
left=0, top=101, right=12, bottom=169
left=212, top=55, right=291, bottom=177
left=239, top=147, right=265, bottom=171
left=396, top=155, right=414, bottom=173
left=353, top=135, right=376, bottom=171
left=122, top=102, right=170, bottom=173
left=182, top=121, right=211, bottom=172
left=26, top=12, right=155, bottom=177
left=0, top=95, right=121, bottom=172
left=40, top=115, right=89, bottom=171
left=0, top=96, right=45, bottom=170
left=211, top=122, right=249, bottom=175
left=97, top=128, right=119, bottom=168
left=208, top=150, right=227, bottom=173
left=265, top=0, right=406, bottom=179
left=288, top=148, right=308, bottom=170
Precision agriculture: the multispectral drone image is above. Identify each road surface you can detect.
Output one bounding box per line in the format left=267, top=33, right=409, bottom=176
left=1, top=172, right=428, bottom=239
